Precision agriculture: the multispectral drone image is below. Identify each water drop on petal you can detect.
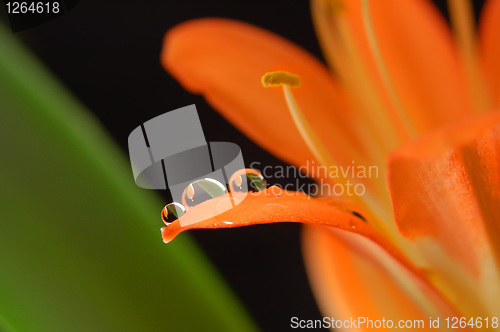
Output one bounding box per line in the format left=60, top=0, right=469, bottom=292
left=182, top=178, right=227, bottom=209
left=161, top=202, right=186, bottom=225
left=229, top=168, right=266, bottom=193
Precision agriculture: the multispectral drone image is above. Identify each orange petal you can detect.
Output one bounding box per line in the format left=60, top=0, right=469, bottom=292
left=388, top=111, right=500, bottom=316
left=162, top=186, right=461, bottom=323
left=313, top=0, right=473, bottom=134
left=161, top=187, right=413, bottom=265
left=163, top=188, right=372, bottom=241
left=479, top=0, right=500, bottom=108
left=302, top=226, right=462, bottom=330
left=161, top=18, right=365, bottom=173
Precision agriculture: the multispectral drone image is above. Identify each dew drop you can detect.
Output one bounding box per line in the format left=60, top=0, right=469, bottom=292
left=229, top=169, right=266, bottom=193
left=182, top=178, right=227, bottom=209
left=161, top=202, right=186, bottom=225
left=348, top=219, right=357, bottom=229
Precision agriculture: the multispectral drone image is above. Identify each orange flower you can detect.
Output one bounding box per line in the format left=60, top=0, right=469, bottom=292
left=160, top=0, right=500, bottom=328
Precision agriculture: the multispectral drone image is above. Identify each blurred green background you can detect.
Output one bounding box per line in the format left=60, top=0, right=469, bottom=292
left=0, top=23, right=258, bottom=332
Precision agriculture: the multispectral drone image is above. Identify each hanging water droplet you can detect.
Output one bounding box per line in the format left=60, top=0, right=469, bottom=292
left=182, top=178, right=228, bottom=209
left=229, top=169, right=266, bottom=193
left=161, top=202, right=186, bottom=225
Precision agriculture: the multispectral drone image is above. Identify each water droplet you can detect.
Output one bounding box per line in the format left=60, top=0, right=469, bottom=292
left=161, top=202, right=186, bottom=225
left=182, top=178, right=227, bottom=209
left=229, top=169, right=266, bottom=193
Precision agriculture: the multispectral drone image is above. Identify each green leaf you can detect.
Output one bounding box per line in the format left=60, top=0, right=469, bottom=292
left=0, top=24, right=258, bottom=332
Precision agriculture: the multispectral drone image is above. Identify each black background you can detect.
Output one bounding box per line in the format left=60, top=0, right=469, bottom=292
left=0, top=1, right=486, bottom=331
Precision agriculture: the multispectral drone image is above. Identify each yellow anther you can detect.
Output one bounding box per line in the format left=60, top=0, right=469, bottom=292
left=261, top=71, right=301, bottom=88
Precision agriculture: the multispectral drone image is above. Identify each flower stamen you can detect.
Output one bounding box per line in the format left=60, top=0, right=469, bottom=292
left=361, top=0, right=418, bottom=139
left=447, top=0, right=491, bottom=112
left=263, top=71, right=392, bottom=230
left=311, top=0, right=407, bottom=153
left=262, top=71, right=425, bottom=264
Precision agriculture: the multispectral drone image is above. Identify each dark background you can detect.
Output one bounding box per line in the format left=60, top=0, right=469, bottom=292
left=0, top=1, right=486, bottom=331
